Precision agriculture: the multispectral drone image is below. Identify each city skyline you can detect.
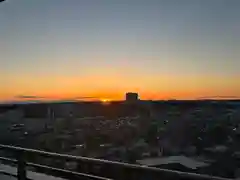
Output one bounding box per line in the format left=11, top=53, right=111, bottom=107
left=1, top=0, right=240, bottom=102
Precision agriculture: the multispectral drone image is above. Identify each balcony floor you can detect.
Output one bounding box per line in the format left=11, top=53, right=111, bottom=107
left=0, top=163, right=66, bottom=180
left=0, top=174, right=16, bottom=180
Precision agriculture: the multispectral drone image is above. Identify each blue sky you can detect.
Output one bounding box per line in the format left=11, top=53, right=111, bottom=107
left=0, top=0, right=239, bottom=100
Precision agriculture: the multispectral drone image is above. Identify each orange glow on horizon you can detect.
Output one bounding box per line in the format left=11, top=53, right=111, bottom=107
left=1, top=90, right=240, bottom=103
left=1, top=73, right=240, bottom=102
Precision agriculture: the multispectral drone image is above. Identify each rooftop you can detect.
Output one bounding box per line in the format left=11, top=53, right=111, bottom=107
left=136, top=156, right=209, bottom=170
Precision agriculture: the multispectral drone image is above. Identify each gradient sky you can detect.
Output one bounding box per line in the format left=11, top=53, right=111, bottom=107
left=0, top=0, right=240, bottom=101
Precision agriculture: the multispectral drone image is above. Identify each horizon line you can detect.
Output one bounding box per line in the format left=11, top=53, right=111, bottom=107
left=1, top=98, right=240, bottom=105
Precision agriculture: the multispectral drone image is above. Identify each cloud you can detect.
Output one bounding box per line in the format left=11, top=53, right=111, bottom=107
left=198, top=96, right=240, bottom=100
left=15, top=95, right=43, bottom=99
left=15, top=96, right=98, bottom=101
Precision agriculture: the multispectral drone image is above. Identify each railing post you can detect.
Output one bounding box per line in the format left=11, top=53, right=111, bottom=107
left=17, top=151, right=26, bottom=180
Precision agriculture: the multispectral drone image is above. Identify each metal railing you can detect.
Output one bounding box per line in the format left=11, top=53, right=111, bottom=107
left=0, top=144, right=234, bottom=180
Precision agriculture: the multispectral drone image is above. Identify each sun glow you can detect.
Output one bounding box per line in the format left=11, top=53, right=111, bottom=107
left=101, top=98, right=111, bottom=105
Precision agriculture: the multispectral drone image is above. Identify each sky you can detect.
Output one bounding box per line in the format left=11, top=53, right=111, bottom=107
left=0, top=0, right=240, bottom=101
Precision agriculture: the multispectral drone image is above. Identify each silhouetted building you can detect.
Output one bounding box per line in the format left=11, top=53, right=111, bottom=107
left=125, top=92, right=139, bottom=103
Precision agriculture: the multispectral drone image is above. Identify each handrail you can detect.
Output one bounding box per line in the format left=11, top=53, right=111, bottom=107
left=27, top=162, right=112, bottom=180
left=0, top=156, right=17, bottom=163
left=0, top=144, right=234, bottom=180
